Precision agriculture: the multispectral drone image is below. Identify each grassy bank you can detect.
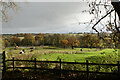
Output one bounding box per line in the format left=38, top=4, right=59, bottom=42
left=4, top=47, right=119, bottom=63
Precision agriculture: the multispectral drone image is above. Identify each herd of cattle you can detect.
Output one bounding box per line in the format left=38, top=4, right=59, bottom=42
left=15, top=46, right=35, bottom=54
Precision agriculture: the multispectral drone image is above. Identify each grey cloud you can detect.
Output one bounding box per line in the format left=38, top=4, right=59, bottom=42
left=2, top=2, right=90, bottom=33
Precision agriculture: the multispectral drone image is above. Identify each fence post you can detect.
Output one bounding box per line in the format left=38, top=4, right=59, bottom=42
left=118, top=61, right=120, bottom=73
left=59, top=59, right=62, bottom=78
left=13, top=57, right=15, bottom=71
left=74, top=60, right=76, bottom=71
left=34, top=58, right=36, bottom=71
left=2, top=51, right=6, bottom=78
left=86, top=60, right=89, bottom=80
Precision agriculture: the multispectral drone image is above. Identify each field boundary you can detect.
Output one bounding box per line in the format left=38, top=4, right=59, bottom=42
left=2, top=51, right=120, bottom=80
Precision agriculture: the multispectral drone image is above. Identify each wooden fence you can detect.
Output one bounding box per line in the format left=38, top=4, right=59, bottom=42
left=2, top=51, right=120, bottom=80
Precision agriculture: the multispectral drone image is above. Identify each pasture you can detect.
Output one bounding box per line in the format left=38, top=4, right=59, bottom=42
left=4, top=46, right=120, bottom=63
left=2, top=46, right=120, bottom=80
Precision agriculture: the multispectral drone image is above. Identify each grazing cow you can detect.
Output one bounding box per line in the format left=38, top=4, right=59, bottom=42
left=15, top=46, right=18, bottom=50
left=101, top=52, right=105, bottom=55
left=19, top=50, right=24, bottom=54
left=80, top=49, right=82, bottom=51
left=30, top=49, right=33, bottom=52
left=30, top=47, right=35, bottom=52
left=30, top=47, right=35, bottom=49
left=44, top=53, right=46, bottom=55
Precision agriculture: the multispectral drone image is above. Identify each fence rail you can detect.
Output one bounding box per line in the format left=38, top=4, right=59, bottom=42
left=2, top=51, right=120, bottom=80
left=5, top=59, right=120, bottom=66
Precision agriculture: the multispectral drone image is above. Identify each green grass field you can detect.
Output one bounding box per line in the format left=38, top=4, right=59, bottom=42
left=4, top=46, right=120, bottom=63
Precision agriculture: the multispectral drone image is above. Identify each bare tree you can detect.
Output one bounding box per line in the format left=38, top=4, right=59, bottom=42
left=83, top=0, right=120, bottom=48
left=0, top=1, right=18, bottom=22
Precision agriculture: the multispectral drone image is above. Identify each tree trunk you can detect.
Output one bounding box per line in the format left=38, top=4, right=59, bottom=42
left=111, top=2, right=120, bottom=48
left=111, top=2, right=120, bottom=20
left=64, top=46, right=65, bottom=49
left=72, top=46, right=74, bottom=49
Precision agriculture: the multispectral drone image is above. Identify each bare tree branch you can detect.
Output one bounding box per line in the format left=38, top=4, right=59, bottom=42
left=1, top=2, right=18, bottom=22
left=92, top=9, right=114, bottom=34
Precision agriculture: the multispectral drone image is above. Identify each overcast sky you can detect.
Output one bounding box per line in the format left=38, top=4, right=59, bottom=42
left=2, top=2, right=95, bottom=34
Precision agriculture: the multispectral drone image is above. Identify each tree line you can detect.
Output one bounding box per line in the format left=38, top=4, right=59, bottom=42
left=2, top=33, right=113, bottom=49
